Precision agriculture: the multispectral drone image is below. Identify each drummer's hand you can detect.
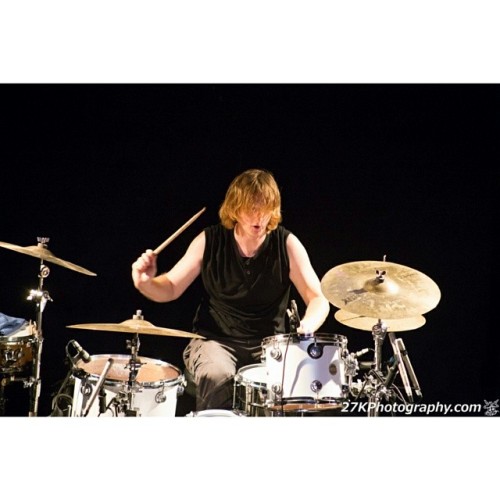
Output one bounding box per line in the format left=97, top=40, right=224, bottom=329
left=297, top=320, right=313, bottom=335
left=132, top=249, right=158, bottom=287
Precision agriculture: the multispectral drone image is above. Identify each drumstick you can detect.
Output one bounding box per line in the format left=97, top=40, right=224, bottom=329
left=153, top=207, right=206, bottom=255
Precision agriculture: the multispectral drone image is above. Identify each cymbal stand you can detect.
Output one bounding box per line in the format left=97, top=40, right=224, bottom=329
left=362, top=325, right=422, bottom=416
left=25, top=238, right=53, bottom=417
left=365, top=319, right=388, bottom=416
left=123, top=331, right=143, bottom=416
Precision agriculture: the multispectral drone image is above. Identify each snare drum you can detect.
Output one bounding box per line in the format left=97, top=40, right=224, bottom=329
left=262, top=333, right=348, bottom=409
left=0, top=324, right=38, bottom=375
left=233, top=364, right=268, bottom=416
left=71, top=354, right=185, bottom=417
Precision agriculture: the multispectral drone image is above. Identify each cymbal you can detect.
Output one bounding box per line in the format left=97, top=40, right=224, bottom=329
left=0, top=240, right=96, bottom=276
left=321, top=260, right=440, bottom=319
left=334, top=309, right=426, bottom=332
left=67, top=318, right=204, bottom=339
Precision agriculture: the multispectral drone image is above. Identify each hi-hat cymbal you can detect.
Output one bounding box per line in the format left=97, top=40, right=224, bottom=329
left=321, top=260, right=441, bottom=319
left=0, top=240, right=96, bottom=276
left=67, top=318, right=204, bottom=339
left=334, top=309, right=426, bottom=332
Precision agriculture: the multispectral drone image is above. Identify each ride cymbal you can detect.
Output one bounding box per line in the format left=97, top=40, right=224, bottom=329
left=0, top=240, right=96, bottom=276
left=67, top=318, right=204, bottom=339
left=321, top=260, right=440, bottom=319
left=334, top=309, right=426, bottom=332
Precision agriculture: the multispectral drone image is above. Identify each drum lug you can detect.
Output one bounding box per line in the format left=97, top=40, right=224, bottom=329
left=271, top=383, right=282, bottom=398
left=310, top=380, right=323, bottom=393
left=155, top=388, right=167, bottom=404
left=270, top=347, right=282, bottom=361
left=307, top=343, right=323, bottom=359
left=81, top=379, right=92, bottom=397
left=177, top=379, right=186, bottom=396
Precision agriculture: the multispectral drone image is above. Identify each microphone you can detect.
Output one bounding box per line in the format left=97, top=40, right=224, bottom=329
left=396, top=338, right=422, bottom=399
left=98, top=388, right=107, bottom=414
left=383, top=356, right=400, bottom=389
left=70, top=340, right=91, bottom=363
left=352, top=348, right=370, bottom=359
left=83, top=358, right=114, bottom=417
left=388, top=332, right=413, bottom=402
left=291, top=300, right=300, bottom=323
left=287, top=300, right=301, bottom=333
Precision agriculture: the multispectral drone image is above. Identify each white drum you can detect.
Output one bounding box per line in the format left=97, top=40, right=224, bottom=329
left=186, top=409, right=245, bottom=417
left=233, top=364, right=268, bottom=416
left=71, top=354, right=185, bottom=417
left=262, top=333, right=348, bottom=409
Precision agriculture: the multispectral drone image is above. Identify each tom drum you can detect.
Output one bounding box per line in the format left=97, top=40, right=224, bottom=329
left=71, top=354, right=185, bottom=417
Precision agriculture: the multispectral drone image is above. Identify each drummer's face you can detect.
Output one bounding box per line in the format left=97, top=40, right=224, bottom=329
left=237, top=205, right=272, bottom=238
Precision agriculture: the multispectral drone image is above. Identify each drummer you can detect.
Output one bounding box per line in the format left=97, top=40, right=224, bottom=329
left=131, top=168, right=330, bottom=412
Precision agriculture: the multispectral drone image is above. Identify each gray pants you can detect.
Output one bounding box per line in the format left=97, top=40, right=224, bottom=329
left=183, top=338, right=262, bottom=411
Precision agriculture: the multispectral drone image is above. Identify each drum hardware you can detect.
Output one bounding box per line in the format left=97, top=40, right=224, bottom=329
left=0, top=379, right=6, bottom=415
left=307, top=342, right=323, bottom=359
left=122, top=318, right=145, bottom=416
left=345, top=321, right=424, bottom=416
left=344, top=347, right=371, bottom=392
left=0, top=237, right=97, bottom=416
left=155, top=386, right=167, bottom=404
left=334, top=313, right=425, bottom=413
left=286, top=299, right=301, bottom=333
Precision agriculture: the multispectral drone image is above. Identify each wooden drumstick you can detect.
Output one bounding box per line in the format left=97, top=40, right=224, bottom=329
left=153, top=207, right=206, bottom=255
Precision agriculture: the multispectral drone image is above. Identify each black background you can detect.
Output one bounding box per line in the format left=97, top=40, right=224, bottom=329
left=0, top=83, right=497, bottom=417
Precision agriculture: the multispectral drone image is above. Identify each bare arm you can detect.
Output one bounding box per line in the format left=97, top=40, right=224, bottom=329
left=131, top=231, right=205, bottom=302
left=287, top=233, right=330, bottom=333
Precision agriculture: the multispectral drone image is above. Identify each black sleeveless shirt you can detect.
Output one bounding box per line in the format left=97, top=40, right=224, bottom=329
left=192, top=224, right=292, bottom=343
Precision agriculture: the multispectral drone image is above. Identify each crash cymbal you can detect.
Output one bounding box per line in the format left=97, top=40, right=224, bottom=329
left=0, top=240, right=96, bottom=276
left=321, top=260, right=440, bottom=319
left=334, top=309, right=426, bottom=332
left=67, top=318, right=204, bottom=339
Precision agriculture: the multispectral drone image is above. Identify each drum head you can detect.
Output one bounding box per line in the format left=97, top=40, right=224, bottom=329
left=236, top=363, right=267, bottom=387
left=76, top=354, right=180, bottom=384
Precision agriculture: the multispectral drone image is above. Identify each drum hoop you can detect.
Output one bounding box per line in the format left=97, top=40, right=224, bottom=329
left=262, top=333, right=347, bottom=346
left=76, top=354, right=184, bottom=387
left=0, top=335, right=36, bottom=345
left=76, top=371, right=185, bottom=389
left=234, top=363, right=267, bottom=388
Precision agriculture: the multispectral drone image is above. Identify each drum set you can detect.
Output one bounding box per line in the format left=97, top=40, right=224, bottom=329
left=1, top=235, right=441, bottom=418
